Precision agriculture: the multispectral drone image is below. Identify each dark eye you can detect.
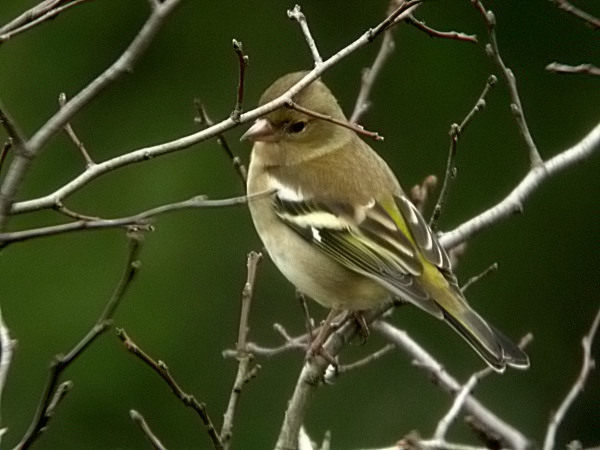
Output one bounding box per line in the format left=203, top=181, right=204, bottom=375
left=288, top=121, right=306, bottom=133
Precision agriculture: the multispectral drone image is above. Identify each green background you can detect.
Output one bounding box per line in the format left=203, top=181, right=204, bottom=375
left=0, top=0, right=598, bottom=448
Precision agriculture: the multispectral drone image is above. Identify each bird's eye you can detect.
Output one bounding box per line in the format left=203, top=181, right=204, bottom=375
left=288, top=121, right=306, bottom=133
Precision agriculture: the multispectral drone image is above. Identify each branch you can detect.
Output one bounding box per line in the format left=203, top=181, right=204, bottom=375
left=221, top=251, right=263, bottom=448
left=0, top=0, right=94, bottom=43
left=440, top=121, right=600, bottom=250
left=0, top=0, right=182, bottom=230
left=0, top=307, right=16, bottom=446
left=429, top=75, right=497, bottom=229
left=117, top=329, right=223, bottom=449
left=542, top=307, right=600, bottom=450
left=546, top=62, right=600, bottom=76
left=231, top=39, right=249, bottom=122
left=373, top=320, right=531, bottom=450
left=58, top=92, right=95, bottom=166
left=15, top=232, right=143, bottom=450
left=130, top=410, right=168, bottom=450
left=550, top=0, right=600, bottom=29
left=0, top=190, right=271, bottom=246
left=471, top=1, right=543, bottom=167
left=9, top=0, right=421, bottom=218
left=406, top=15, right=478, bottom=43
left=288, top=5, right=323, bottom=66
left=286, top=100, right=383, bottom=141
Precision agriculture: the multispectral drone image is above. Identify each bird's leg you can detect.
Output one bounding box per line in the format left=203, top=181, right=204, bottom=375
left=306, top=308, right=340, bottom=366
left=352, top=310, right=370, bottom=344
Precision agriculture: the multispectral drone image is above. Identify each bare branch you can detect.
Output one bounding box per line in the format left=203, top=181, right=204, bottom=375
left=350, top=30, right=395, bottom=123
left=373, top=320, right=531, bottom=450
left=0, top=190, right=271, bottom=246
left=58, top=93, right=95, bottom=166
left=0, top=0, right=94, bottom=43
left=194, top=100, right=248, bottom=185
left=9, top=1, right=424, bottom=217
left=288, top=5, right=323, bottom=66
left=0, top=307, right=16, bottom=446
left=440, top=121, right=600, bottom=250
left=471, top=1, right=543, bottom=167
left=0, top=0, right=182, bottom=231
left=542, top=307, right=600, bottom=450
left=460, top=263, right=498, bottom=293
left=221, top=252, right=263, bottom=448
left=406, top=15, right=478, bottom=43
left=130, top=410, right=168, bottom=450
left=15, top=232, right=143, bottom=450
left=286, top=100, right=383, bottom=141
left=546, top=62, right=600, bottom=76
left=550, top=0, right=600, bottom=29
left=231, top=39, right=249, bottom=122
left=118, top=328, right=223, bottom=449
left=429, top=75, right=497, bottom=229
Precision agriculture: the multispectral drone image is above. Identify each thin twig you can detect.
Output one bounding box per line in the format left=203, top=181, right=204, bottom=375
left=288, top=5, right=323, bottom=66
left=118, top=329, right=223, bottom=449
left=221, top=252, right=263, bottom=449
left=429, top=74, right=497, bottom=229
left=58, top=93, right=95, bottom=166
left=286, top=100, right=384, bottom=141
left=194, top=100, right=247, bottom=185
left=15, top=232, right=143, bottom=450
left=350, top=29, right=396, bottom=123
left=406, top=15, right=478, bottom=43
left=231, top=39, right=249, bottom=122
left=0, top=103, right=26, bottom=148
left=130, top=410, right=168, bottom=450
left=471, top=1, right=542, bottom=167
left=550, top=0, right=600, bottom=29
left=440, top=121, right=600, bottom=250
left=369, top=0, right=423, bottom=41
left=433, top=367, right=492, bottom=441
left=546, top=62, right=600, bottom=76
left=336, top=344, right=396, bottom=375
left=0, top=307, right=16, bottom=447
left=0, top=0, right=93, bottom=43
left=542, top=307, right=600, bottom=450
left=461, top=263, right=498, bottom=293
left=0, top=139, right=11, bottom=176
left=0, top=190, right=271, bottom=246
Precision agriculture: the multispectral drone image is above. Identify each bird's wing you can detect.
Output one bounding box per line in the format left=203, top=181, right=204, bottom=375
left=273, top=194, right=449, bottom=317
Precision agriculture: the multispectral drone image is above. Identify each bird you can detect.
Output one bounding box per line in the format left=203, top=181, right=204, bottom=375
left=241, top=71, right=529, bottom=372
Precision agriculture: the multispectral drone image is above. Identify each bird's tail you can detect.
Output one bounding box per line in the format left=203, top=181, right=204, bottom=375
left=441, top=305, right=530, bottom=372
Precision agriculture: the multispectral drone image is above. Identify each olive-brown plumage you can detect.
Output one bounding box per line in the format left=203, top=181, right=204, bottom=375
left=243, top=72, right=529, bottom=372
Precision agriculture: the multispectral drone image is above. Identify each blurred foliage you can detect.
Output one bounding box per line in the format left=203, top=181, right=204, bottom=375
left=0, top=0, right=598, bottom=449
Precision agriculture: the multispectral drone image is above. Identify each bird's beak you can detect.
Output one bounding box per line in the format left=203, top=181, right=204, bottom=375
left=240, top=118, right=277, bottom=142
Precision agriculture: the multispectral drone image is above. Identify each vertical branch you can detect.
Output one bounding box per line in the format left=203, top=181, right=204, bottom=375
left=542, top=307, right=600, bottom=450
left=0, top=307, right=16, bottom=446
left=471, top=1, right=542, bottom=167
left=287, top=5, right=323, bottom=67
left=221, top=251, right=262, bottom=449
left=429, top=75, right=497, bottom=229
left=231, top=39, right=249, bottom=122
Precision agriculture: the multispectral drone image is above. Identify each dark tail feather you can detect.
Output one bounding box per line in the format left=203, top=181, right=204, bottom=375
left=442, top=308, right=530, bottom=372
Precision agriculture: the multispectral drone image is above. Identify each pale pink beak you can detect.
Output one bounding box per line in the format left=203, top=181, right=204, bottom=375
left=240, top=118, right=278, bottom=142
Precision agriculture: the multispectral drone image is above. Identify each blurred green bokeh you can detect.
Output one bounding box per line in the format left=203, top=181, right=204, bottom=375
left=0, top=1, right=598, bottom=449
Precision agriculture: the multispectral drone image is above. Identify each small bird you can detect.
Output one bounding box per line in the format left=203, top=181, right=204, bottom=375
left=242, top=71, right=529, bottom=372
